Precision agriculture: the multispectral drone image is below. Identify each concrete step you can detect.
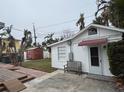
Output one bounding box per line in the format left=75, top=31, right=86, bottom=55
left=87, top=74, right=115, bottom=82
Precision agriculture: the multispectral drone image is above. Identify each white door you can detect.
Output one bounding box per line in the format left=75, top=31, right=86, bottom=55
left=89, top=46, right=102, bottom=75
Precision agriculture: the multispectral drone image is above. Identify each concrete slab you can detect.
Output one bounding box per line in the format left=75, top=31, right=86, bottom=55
left=22, top=70, right=118, bottom=92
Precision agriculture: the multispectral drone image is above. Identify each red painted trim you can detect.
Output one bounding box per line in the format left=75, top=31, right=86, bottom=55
left=78, top=38, right=107, bottom=46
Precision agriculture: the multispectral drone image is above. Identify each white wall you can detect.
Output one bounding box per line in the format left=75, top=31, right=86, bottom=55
left=98, top=28, right=122, bottom=42
left=51, top=42, right=70, bottom=69
left=73, top=27, right=122, bottom=44
left=100, top=44, right=113, bottom=76
left=51, top=26, right=123, bottom=76
left=72, top=43, right=89, bottom=72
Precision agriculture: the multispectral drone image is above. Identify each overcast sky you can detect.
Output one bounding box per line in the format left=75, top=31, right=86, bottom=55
left=0, top=0, right=97, bottom=43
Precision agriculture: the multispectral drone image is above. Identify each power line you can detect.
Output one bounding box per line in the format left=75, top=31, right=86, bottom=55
left=11, top=14, right=94, bottom=34
left=36, top=14, right=94, bottom=30
left=36, top=19, right=77, bottom=30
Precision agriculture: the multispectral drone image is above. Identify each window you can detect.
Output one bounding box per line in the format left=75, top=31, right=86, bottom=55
left=88, top=28, right=97, bottom=35
left=58, top=46, right=66, bottom=60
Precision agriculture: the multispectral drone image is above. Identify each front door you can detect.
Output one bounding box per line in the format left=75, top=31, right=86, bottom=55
left=89, top=46, right=102, bottom=75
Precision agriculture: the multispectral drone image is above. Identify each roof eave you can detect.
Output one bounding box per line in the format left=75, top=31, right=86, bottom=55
left=48, top=24, right=124, bottom=47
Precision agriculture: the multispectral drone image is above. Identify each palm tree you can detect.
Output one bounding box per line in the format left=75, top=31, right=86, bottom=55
left=21, top=29, right=32, bottom=49
left=76, top=14, right=85, bottom=30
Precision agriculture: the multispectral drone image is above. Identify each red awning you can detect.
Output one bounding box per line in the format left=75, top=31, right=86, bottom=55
left=78, top=38, right=107, bottom=46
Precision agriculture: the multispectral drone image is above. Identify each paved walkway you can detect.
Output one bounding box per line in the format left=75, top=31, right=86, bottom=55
left=23, top=70, right=118, bottom=92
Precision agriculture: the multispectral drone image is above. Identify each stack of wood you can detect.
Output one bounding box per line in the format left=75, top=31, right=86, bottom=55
left=0, top=68, right=34, bottom=92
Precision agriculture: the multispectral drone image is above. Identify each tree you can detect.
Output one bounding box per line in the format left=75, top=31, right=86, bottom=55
left=0, top=36, right=6, bottom=61
left=109, top=0, right=124, bottom=28
left=95, top=0, right=110, bottom=26
left=76, top=14, right=85, bottom=30
left=0, top=25, right=18, bottom=65
left=107, top=40, right=124, bottom=76
left=0, top=22, right=5, bottom=30
left=21, top=29, right=32, bottom=50
left=95, top=0, right=124, bottom=28
left=5, top=25, right=18, bottom=65
left=6, top=25, right=17, bottom=53
left=0, top=22, right=6, bottom=60
left=93, top=16, right=106, bottom=25
left=0, top=25, right=13, bottom=60
left=42, top=33, right=61, bottom=53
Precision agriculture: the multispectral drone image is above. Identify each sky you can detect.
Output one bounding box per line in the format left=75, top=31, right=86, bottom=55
left=0, top=0, right=97, bottom=43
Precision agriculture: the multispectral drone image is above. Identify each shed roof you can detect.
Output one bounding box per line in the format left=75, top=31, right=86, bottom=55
left=26, top=47, right=39, bottom=50
left=48, top=24, right=124, bottom=47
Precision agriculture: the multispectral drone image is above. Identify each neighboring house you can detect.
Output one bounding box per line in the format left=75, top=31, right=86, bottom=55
left=49, top=24, right=124, bottom=76
left=2, top=38, right=21, bottom=53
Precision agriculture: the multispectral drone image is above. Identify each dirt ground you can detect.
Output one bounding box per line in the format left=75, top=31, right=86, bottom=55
left=23, top=70, right=118, bottom=92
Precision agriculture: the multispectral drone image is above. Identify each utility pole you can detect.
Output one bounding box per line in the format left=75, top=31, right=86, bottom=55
left=33, top=23, right=37, bottom=46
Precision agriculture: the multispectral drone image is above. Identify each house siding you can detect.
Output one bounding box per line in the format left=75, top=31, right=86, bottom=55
left=101, top=44, right=113, bottom=76
left=51, top=42, right=70, bottom=69
left=72, top=44, right=89, bottom=73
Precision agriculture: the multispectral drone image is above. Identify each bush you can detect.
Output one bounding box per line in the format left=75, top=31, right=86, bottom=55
left=107, top=40, right=124, bottom=76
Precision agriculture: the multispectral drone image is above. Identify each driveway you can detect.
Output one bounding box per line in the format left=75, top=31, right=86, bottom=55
left=23, top=70, right=118, bottom=92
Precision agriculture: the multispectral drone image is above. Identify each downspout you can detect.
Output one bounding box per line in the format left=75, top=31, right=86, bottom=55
left=68, top=40, right=74, bottom=61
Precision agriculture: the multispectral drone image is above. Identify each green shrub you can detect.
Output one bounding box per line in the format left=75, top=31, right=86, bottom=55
left=107, top=40, right=124, bottom=76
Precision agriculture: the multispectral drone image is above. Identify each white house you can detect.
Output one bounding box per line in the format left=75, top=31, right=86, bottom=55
left=49, top=24, right=124, bottom=76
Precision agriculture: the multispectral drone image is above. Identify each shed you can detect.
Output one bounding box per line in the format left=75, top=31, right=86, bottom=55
left=48, top=24, right=124, bottom=76
left=26, top=47, right=43, bottom=60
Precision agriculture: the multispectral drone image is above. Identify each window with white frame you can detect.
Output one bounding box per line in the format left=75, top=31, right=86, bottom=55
left=58, top=46, right=66, bottom=60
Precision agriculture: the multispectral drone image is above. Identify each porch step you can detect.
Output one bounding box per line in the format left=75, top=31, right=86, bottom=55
left=87, top=74, right=115, bottom=82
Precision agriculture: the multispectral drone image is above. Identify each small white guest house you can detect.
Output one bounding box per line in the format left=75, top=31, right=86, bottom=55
left=49, top=24, right=124, bottom=76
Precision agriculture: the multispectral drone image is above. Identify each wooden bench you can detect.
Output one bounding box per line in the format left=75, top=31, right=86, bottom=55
left=64, top=61, right=82, bottom=75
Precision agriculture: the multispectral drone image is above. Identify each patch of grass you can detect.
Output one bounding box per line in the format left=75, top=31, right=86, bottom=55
left=22, top=58, right=56, bottom=73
